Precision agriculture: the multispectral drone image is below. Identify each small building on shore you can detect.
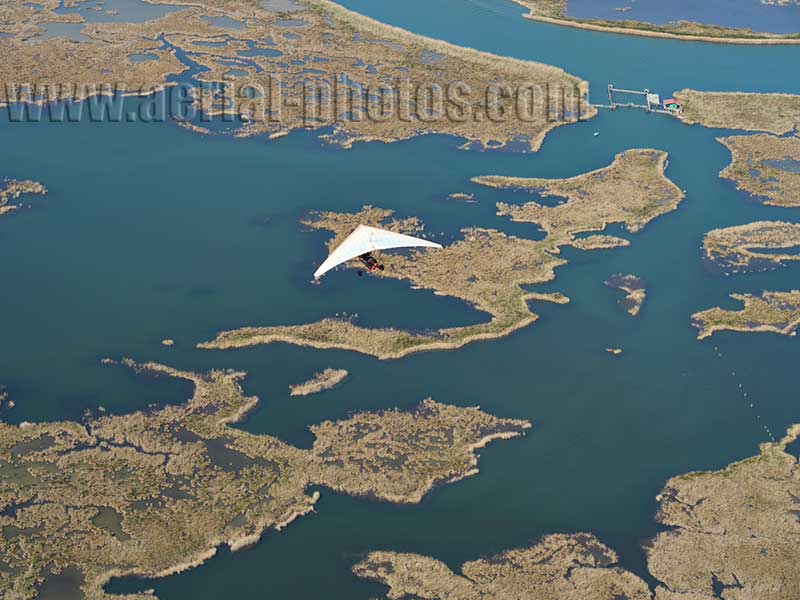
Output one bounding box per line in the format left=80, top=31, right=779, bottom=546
left=663, top=98, right=682, bottom=113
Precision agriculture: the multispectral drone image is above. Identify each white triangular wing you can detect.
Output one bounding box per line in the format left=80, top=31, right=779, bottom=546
left=313, top=224, right=442, bottom=278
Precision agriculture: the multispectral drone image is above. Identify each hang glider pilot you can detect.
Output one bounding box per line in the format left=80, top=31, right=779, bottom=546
left=357, top=252, right=384, bottom=276
left=313, top=224, right=443, bottom=279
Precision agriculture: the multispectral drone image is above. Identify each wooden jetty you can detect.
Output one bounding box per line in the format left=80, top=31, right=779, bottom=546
left=597, top=84, right=676, bottom=115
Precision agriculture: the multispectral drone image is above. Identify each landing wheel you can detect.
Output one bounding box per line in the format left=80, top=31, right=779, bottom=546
left=378, top=264, right=385, bottom=271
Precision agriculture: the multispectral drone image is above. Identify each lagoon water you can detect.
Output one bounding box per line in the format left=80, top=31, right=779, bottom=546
left=566, top=0, right=800, bottom=35
left=2, top=1, right=800, bottom=598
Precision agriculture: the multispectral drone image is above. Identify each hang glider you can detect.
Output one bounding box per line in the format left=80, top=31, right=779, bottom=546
left=313, top=224, right=442, bottom=279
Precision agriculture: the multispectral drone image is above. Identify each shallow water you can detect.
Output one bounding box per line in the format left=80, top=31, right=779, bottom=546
left=92, top=507, right=130, bottom=541
left=222, top=68, right=249, bottom=78
left=128, top=52, right=158, bottom=62
left=201, top=15, right=246, bottom=30
left=53, top=0, right=183, bottom=24
left=33, top=22, right=88, bottom=42
left=36, top=566, right=84, bottom=600
left=274, top=18, right=308, bottom=28
left=192, top=39, right=228, bottom=47
left=764, top=157, right=800, bottom=173
left=260, top=0, right=305, bottom=13
left=237, top=41, right=283, bottom=59
left=3, top=1, right=800, bottom=599
left=420, top=49, right=445, bottom=64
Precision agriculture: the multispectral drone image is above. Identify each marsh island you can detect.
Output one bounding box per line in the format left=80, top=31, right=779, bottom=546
left=692, top=290, right=800, bottom=339
left=604, top=274, right=646, bottom=317
left=201, top=150, right=683, bottom=358
left=0, top=178, right=46, bottom=216
left=513, top=0, right=800, bottom=44
left=483, top=149, right=684, bottom=240
left=354, top=532, right=652, bottom=600
left=289, top=368, right=349, bottom=396
left=0, top=359, right=529, bottom=599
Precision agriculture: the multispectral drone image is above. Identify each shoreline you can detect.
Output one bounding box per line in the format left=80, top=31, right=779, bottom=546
left=521, top=13, right=800, bottom=46
left=695, top=318, right=800, bottom=340
left=199, top=314, right=541, bottom=360
left=0, top=0, right=595, bottom=152
left=316, top=426, right=531, bottom=505
left=691, top=290, right=800, bottom=340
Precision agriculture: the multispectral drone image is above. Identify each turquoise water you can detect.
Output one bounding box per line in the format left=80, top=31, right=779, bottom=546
left=567, top=0, right=800, bottom=35
left=3, top=1, right=800, bottom=598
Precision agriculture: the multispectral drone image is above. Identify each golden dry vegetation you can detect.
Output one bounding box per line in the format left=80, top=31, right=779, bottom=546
left=570, top=234, right=630, bottom=251
left=484, top=149, right=684, bottom=239
left=289, top=368, right=348, bottom=396
left=354, top=533, right=652, bottom=600
left=647, top=425, right=800, bottom=600
left=674, top=90, right=800, bottom=134
left=0, top=178, right=47, bottom=216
